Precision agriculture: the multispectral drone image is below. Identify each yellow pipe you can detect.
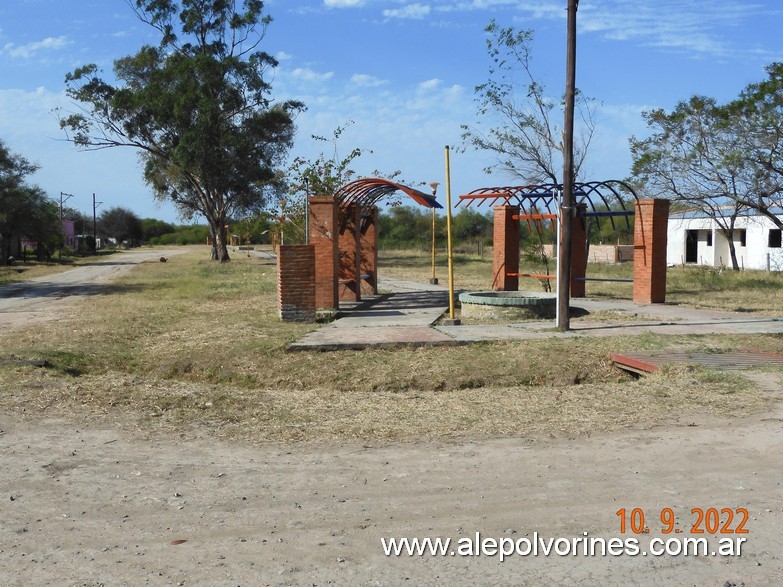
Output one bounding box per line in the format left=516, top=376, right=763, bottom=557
left=445, top=146, right=456, bottom=320
left=430, top=209, right=436, bottom=280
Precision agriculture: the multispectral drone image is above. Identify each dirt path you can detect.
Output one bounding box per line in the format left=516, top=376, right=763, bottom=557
left=1, top=253, right=781, bottom=584
left=0, top=377, right=781, bottom=586
left=0, top=249, right=185, bottom=332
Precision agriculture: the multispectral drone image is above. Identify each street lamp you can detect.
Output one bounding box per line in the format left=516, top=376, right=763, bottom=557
left=429, top=181, right=439, bottom=284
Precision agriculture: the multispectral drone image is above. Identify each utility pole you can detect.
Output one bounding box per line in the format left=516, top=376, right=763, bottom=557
left=59, top=192, right=75, bottom=261
left=557, top=0, right=578, bottom=331
left=92, top=193, right=102, bottom=253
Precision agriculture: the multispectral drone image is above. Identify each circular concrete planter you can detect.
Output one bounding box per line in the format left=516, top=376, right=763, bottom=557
left=458, top=291, right=556, bottom=320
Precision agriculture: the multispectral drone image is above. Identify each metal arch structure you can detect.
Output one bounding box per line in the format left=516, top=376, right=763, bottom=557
left=457, top=180, right=638, bottom=234
left=334, top=178, right=442, bottom=211
left=307, top=178, right=443, bottom=310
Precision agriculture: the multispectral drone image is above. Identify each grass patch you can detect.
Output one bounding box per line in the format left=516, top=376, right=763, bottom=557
left=0, top=245, right=780, bottom=443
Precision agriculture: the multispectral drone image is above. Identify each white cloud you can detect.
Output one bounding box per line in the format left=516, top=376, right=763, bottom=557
left=383, top=3, right=432, bottom=20
left=324, top=0, right=365, bottom=7
left=2, top=36, right=71, bottom=59
left=417, top=78, right=441, bottom=91
left=435, top=0, right=777, bottom=59
left=276, top=51, right=294, bottom=61
left=350, top=73, right=388, bottom=88
left=290, top=67, right=335, bottom=83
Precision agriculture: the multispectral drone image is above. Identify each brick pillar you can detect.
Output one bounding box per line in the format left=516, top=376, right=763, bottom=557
left=338, top=204, right=362, bottom=302
left=633, top=198, right=670, bottom=303
left=359, top=206, right=378, bottom=295
left=570, top=203, right=588, bottom=298
left=277, top=244, right=315, bottom=322
left=492, top=205, right=520, bottom=291
left=308, top=195, right=339, bottom=312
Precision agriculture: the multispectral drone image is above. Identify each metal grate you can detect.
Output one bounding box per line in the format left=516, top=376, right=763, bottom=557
left=611, top=349, right=783, bottom=375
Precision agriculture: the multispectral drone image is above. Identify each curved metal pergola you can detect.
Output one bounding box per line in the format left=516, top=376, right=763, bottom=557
left=334, top=178, right=442, bottom=210
left=457, top=180, right=638, bottom=233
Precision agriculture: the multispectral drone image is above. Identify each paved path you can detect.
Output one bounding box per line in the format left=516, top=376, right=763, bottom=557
left=289, top=278, right=783, bottom=350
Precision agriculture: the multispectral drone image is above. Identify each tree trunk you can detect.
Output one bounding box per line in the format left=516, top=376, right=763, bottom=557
left=0, top=234, right=8, bottom=265
left=728, top=239, right=739, bottom=271
left=207, top=214, right=231, bottom=262
left=727, top=215, right=740, bottom=271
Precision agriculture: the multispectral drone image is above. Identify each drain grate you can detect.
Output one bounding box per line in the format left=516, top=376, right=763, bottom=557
left=611, top=349, right=783, bottom=375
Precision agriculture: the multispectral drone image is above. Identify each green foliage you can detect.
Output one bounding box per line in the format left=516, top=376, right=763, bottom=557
left=0, top=139, right=60, bottom=263
left=99, top=206, right=143, bottom=246
left=140, top=218, right=176, bottom=242
left=629, top=64, right=783, bottom=269
left=60, top=0, right=304, bottom=262
left=150, top=224, right=210, bottom=246
left=377, top=206, right=492, bottom=249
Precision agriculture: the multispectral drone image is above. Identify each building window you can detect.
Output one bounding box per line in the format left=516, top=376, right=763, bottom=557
left=737, top=229, right=747, bottom=247
left=770, top=229, right=782, bottom=248
left=706, top=231, right=713, bottom=247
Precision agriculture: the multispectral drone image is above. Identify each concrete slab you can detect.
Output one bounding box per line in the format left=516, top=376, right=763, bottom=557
left=288, top=279, right=783, bottom=351
left=287, top=325, right=459, bottom=351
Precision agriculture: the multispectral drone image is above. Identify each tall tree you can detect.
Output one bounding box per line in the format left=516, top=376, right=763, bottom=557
left=461, top=20, right=596, bottom=184
left=60, top=0, right=304, bottom=261
left=629, top=96, right=751, bottom=270
left=0, top=140, right=59, bottom=264
left=99, top=206, right=143, bottom=246
left=727, top=62, right=783, bottom=225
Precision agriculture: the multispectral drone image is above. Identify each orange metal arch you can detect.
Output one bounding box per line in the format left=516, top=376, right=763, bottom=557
left=334, top=178, right=442, bottom=209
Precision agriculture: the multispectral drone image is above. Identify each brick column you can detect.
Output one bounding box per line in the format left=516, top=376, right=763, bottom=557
left=277, top=244, right=315, bottom=322
left=359, top=206, right=378, bottom=295
left=570, top=203, right=588, bottom=298
left=492, top=205, right=520, bottom=291
left=337, top=204, right=362, bottom=302
left=633, top=198, right=670, bottom=303
left=308, top=195, right=339, bottom=312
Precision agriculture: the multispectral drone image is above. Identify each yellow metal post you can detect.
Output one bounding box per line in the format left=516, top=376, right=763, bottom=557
left=431, top=208, right=437, bottom=281
left=443, top=146, right=460, bottom=325
left=429, top=181, right=439, bottom=285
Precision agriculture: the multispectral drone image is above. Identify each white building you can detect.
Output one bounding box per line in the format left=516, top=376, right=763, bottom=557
left=667, top=207, right=783, bottom=270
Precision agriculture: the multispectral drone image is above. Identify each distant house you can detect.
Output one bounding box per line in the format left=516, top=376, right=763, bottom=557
left=667, top=207, right=783, bottom=270
left=62, top=220, right=76, bottom=249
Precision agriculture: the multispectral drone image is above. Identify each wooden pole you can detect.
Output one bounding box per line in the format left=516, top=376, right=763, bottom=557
left=557, top=0, right=578, bottom=330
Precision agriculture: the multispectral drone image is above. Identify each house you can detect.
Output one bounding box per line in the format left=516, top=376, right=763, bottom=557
left=667, top=207, right=783, bottom=270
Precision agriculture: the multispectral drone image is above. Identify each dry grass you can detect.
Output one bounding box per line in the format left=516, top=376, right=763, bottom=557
left=0, top=245, right=780, bottom=444
left=380, top=249, right=783, bottom=314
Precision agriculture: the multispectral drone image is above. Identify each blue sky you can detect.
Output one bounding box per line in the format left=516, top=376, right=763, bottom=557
left=1, top=0, right=781, bottom=223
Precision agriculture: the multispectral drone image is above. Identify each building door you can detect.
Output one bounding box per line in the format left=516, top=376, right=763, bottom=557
left=685, top=230, right=698, bottom=263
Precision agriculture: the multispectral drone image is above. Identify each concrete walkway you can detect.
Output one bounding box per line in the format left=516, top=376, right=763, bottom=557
left=287, top=277, right=783, bottom=350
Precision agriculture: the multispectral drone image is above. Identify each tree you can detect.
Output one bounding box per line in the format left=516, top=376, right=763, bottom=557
left=0, top=140, right=59, bottom=264
left=726, top=62, right=783, bottom=226
left=452, top=208, right=491, bottom=242
left=630, top=96, right=751, bottom=270
left=99, top=206, right=143, bottom=246
left=60, top=0, right=304, bottom=262
left=461, top=20, right=596, bottom=184
left=630, top=63, right=783, bottom=270
left=140, top=217, right=176, bottom=242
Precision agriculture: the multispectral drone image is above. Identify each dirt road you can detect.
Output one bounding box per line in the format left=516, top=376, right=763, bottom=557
left=0, top=380, right=781, bottom=586
left=0, top=251, right=781, bottom=585
left=0, top=249, right=184, bottom=332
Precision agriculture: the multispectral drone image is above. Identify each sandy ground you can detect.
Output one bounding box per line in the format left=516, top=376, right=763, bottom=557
left=0, top=378, right=780, bottom=586
left=0, top=249, right=185, bottom=332
left=1, top=254, right=782, bottom=585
